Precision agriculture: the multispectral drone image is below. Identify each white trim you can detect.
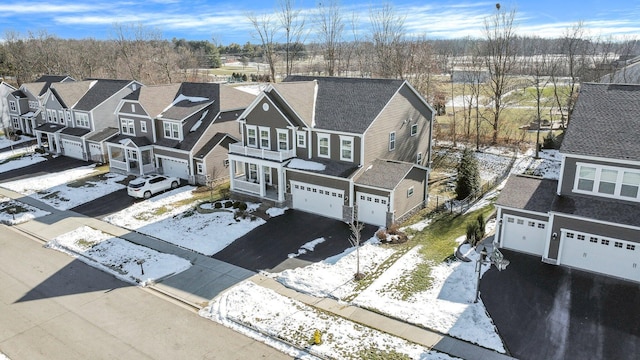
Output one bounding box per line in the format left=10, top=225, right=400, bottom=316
left=573, top=162, right=640, bottom=202
left=317, top=133, right=330, bottom=159
left=495, top=204, right=550, bottom=218
left=550, top=210, right=640, bottom=232
left=121, top=118, right=135, bottom=136
left=410, top=123, right=418, bottom=136
left=162, top=121, right=181, bottom=140
left=276, top=128, right=289, bottom=151
left=543, top=212, right=555, bottom=260
left=74, top=112, right=90, bottom=128
left=557, top=154, right=566, bottom=195
left=259, top=126, right=271, bottom=150
left=339, top=135, right=354, bottom=162
left=407, top=186, right=414, bottom=197
left=246, top=125, right=258, bottom=148
left=296, top=130, right=306, bottom=148
left=8, top=100, right=16, bottom=112
left=140, top=121, right=147, bottom=133
left=564, top=153, right=640, bottom=168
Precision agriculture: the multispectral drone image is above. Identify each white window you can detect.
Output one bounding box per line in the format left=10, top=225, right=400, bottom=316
left=140, top=121, right=147, bottom=133
left=297, top=131, right=306, bottom=148
left=47, top=109, right=54, bottom=123
left=246, top=125, right=257, bottom=147
left=9, top=101, right=16, bottom=112
left=29, top=101, right=38, bottom=110
left=121, top=118, right=135, bottom=135
left=75, top=112, right=90, bottom=128
left=318, top=133, right=330, bottom=158
left=259, top=127, right=270, bottom=149
left=131, top=104, right=136, bottom=112
left=340, top=136, right=353, bottom=162
left=621, top=172, right=640, bottom=198
left=277, top=129, right=288, bottom=151
left=58, top=110, right=64, bottom=124
left=65, top=110, right=72, bottom=125
left=576, top=165, right=596, bottom=191
left=417, top=152, right=422, bottom=164
left=163, top=122, right=180, bottom=139
left=389, top=131, right=396, bottom=151
left=411, top=123, right=418, bottom=136
left=574, top=163, right=640, bottom=201
left=248, top=163, right=258, bottom=181
left=12, top=117, right=19, bottom=129
left=223, top=159, right=230, bottom=167
left=407, top=186, right=414, bottom=197
left=196, top=163, right=204, bottom=174
left=598, top=169, right=617, bottom=195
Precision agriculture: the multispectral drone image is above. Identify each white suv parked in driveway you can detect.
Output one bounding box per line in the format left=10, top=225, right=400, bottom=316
left=127, top=174, right=180, bottom=199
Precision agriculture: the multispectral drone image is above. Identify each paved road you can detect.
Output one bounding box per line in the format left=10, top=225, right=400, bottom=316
left=481, top=249, right=640, bottom=360
left=213, top=209, right=377, bottom=272
left=0, top=155, right=90, bottom=182
left=0, top=225, right=291, bottom=360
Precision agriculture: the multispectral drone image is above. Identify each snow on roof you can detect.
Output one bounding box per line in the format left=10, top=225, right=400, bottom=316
left=287, top=158, right=326, bottom=171
left=190, top=110, right=208, bottom=132
left=162, top=94, right=209, bottom=113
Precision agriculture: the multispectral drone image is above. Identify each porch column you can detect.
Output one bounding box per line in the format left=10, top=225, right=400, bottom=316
left=36, top=132, right=43, bottom=147
left=137, top=148, right=143, bottom=176
left=277, top=165, right=285, bottom=202
left=258, top=165, right=266, bottom=197
left=229, top=160, right=236, bottom=191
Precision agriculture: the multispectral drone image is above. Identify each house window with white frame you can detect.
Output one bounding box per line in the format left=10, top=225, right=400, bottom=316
left=9, top=101, right=16, bottom=112
left=297, top=131, right=306, bottom=148
left=58, top=110, right=64, bottom=124
left=259, top=127, right=270, bottom=149
left=389, top=131, right=396, bottom=151
left=318, top=133, right=330, bottom=158
left=196, top=163, right=204, bottom=175
left=246, top=125, right=257, bottom=147
left=75, top=112, right=90, bottom=128
left=575, top=163, right=640, bottom=201
left=12, top=117, right=19, bottom=129
left=65, top=110, right=72, bottom=125
left=411, top=123, right=418, bottom=136
left=163, top=122, right=180, bottom=139
left=621, top=172, right=640, bottom=198
left=29, top=101, right=38, bottom=110
left=248, top=163, right=258, bottom=181
left=417, top=152, right=422, bottom=164
left=140, top=121, right=147, bottom=133
left=407, top=186, right=414, bottom=197
left=46, top=110, right=54, bottom=123
left=576, top=165, right=596, bottom=191
left=277, top=129, right=288, bottom=151
left=121, top=118, right=135, bottom=135
left=340, top=136, right=353, bottom=162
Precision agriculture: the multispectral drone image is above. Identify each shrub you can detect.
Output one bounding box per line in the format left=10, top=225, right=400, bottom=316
left=466, top=222, right=480, bottom=246
left=224, top=201, right=233, bottom=208
left=219, top=186, right=230, bottom=199
left=376, top=229, right=387, bottom=241
left=232, top=201, right=241, bottom=209
left=238, top=202, right=248, bottom=211
left=214, top=202, right=222, bottom=209
left=542, top=131, right=557, bottom=149
left=387, top=223, right=400, bottom=235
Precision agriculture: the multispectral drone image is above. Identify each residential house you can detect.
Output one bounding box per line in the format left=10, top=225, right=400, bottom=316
left=228, top=76, right=435, bottom=227
left=107, top=82, right=254, bottom=184
left=35, top=79, right=141, bottom=161
left=495, top=83, right=640, bottom=283
left=1, top=81, right=17, bottom=136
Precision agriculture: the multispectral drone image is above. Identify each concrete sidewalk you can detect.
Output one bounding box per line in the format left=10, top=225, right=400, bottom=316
left=1, top=186, right=516, bottom=360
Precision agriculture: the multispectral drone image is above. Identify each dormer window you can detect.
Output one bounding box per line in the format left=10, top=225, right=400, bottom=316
left=318, top=133, right=330, bottom=158
left=9, top=101, right=16, bottom=112
left=75, top=112, right=90, bottom=128
left=163, top=121, right=180, bottom=140
left=297, top=131, right=306, bottom=148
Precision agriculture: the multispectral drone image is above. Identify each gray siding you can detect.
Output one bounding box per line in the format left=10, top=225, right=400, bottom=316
left=244, top=98, right=291, bottom=142
left=119, top=101, right=149, bottom=117
left=201, top=141, right=233, bottom=182
left=117, top=114, right=154, bottom=143
left=363, top=85, right=432, bottom=166
left=311, top=132, right=361, bottom=164
left=393, top=167, right=427, bottom=219
left=92, top=86, right=135, bottom=133
left=560, top=156, right=640, bottom=195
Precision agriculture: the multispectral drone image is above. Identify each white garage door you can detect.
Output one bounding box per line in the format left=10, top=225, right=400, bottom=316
left=560, top=230, right=640, bottom=282
left=291, top=181, right=343, bottom=220
left=62, top=139, right=84, bottom=160
left=356, top=192, right=388, bottom=227
left=501, top=215, right=548, bottom=256
left=89, top=143, right=103, bottom=162
left=159, top=156, right=189, bottom=179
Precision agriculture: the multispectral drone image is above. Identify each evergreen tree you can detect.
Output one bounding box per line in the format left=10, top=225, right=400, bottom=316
left=455, top=148, right=480, bottom=200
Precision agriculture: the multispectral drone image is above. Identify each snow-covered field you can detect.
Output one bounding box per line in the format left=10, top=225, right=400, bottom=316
left=104, top=189, right=266, bottom=255
left=47, top=226, right=191, bottom=285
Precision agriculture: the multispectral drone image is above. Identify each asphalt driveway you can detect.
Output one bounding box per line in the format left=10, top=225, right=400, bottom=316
left=481, top=249, right=640, bottom=360
left=213, top=209, right=378, bottom=272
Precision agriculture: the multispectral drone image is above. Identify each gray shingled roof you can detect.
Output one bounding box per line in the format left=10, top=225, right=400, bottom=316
left=195, top=133, right=234, bottom=158
left=107, top=134, right=152, bottom=147
left=561, top=83, right=640, bottom=161
left=283, top=76, right=404, bottom=133
left=74, top=79, right=133, bottom=111
left=34, top=123, right=65, bottom=133
left=286, top=156, right=360, bottom=178
left=551, top=193, right=640, bottom=228
left=35, top=75, right=71, bottom=83
left=495, top=175, right=558, bottom=213
left=155, top=103, right=217, bottom=151
left=159, top=82, right=215, bottom=120
left=50, top=81, right=93, bottom=108
left=87, top=127, right=119, bottom=142
left=61, top=127, right=90, bottom=137
left=127, top=83, right=182, bottom=118
left=11, top=90, right=26, bottom=98
left=355, top=159, right=416, bottom=190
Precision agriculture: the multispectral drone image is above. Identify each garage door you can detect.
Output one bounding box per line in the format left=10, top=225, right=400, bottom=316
left=560, top=230, right=640, bottom=282
left=356, top=192, right=388, bottom=227
left=62, top=139, right=84, bottom=160
left=291, top=181, right=343, bottom=220
left=501, top=215, right=548, bottom=256
left=89, top=143, right=103, bottom=162
left=159, top=156, right=190, bottom=179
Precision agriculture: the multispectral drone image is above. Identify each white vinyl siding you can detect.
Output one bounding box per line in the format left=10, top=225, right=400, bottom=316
left=340, top=136, right=353, bottom=162
left=317, top=133, right=330, bottom=158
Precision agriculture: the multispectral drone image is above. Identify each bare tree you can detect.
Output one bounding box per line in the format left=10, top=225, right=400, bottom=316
left=278, top=0, right=306, bottom=77
left=482, top=6, right=518, bottom=144
left=315, top=0, right=344, bottom=76
left=369, top=3, right=407, bottom=78
left=348, top=221, right=365, bottom=280
left=525, top=40, right=555, bottom=157
left=248, top=12, right=279, bottom=82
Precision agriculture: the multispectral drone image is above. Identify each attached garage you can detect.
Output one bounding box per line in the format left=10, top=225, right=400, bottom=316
left=559, top=230, right=640, bottom=282
left=158, top=156, right=190, bottom=179
left=62, top=139, right=84, bottom=160
left=356, top=192, right=388, bottom=227
left=500, top=214, right=548, bottom=256
left=291, top=181, right=343, bottom=220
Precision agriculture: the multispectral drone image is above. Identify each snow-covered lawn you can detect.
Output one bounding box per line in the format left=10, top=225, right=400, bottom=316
left=47, top=226, right=191, bottom=285
left=0, top=152, right=47, bottom=173
left=0, top=196, right=50, bottom=225
left=201, top=281, right=458, bottom=360
left=1, top=164, right=98, bottom=194
left=104, top=189, right=266, bottom=255
left=0, top=135, right=34, bottom=149
left=30, top=172, right=127, bottom=210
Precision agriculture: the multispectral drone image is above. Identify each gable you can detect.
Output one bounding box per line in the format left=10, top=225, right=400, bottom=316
left=243, top=95, right=294, bottom=129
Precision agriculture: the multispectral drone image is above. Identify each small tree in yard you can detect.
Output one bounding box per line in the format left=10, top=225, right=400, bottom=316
left=348, top=221, right=365, bottom=280
left=466, top=214, right=486, bottom=246
left=455, top=148, right=480, bottom=200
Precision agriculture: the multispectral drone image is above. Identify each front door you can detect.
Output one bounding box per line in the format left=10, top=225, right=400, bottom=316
left=263, top=166, right=272, bottom=186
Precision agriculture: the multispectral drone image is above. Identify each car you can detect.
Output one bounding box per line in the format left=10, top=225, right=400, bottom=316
left=127, top=174, right=180, bottom=199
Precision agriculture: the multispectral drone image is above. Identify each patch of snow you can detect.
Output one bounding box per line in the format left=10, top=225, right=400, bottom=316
left=288, top=237, right=326, bottom=258
left=266, top=207, right=287, bottom=217
left=1, top=164, right=97, bottom=194
left=26, top=173, right=127, bottom=210
left=0, top=152, right=47, bottom=173
left=403, top=217, right=433, bottom=232
left=190, top=110, right=209, bottom=132
left=287, top=158, right=325, bottom=171
left=235, top=84, right=268, bottom=95
left=201, top=282, right=457, bottom=360
left=163, top=94, right=209, bottom=113
left=47, top=226, right=191, bottom=285
left=0, top=135, right=34, bottom=149
left=0, top=196, right=50, bottom=225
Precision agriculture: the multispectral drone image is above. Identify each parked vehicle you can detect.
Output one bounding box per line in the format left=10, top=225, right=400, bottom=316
left=127, top=175, right=179, bottom=199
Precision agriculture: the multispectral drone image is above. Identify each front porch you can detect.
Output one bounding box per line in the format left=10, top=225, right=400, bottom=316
left=228, top=155, right=287, bottom=203
left=107, top=141, right=155, bottom=176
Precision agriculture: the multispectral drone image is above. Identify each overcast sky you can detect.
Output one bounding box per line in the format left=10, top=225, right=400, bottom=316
left=1, top=0, right=638, bottom=44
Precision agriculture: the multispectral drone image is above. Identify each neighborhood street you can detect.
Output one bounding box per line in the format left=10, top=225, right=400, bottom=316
left=0, top=225, right=291, bottom=360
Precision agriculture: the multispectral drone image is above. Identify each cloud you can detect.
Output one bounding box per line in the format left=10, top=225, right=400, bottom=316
left=0, top=2, right=102, bottom=14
